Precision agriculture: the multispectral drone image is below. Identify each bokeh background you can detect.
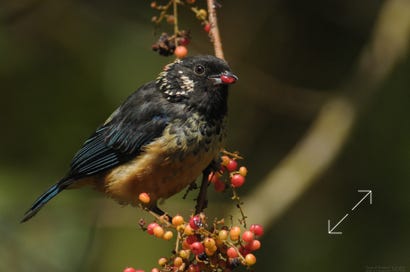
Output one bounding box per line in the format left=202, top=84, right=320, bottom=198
left=1, top=0, right=409, bottom=271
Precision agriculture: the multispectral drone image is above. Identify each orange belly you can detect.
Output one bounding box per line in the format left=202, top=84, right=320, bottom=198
left=98, top=129, right=222, bottom=206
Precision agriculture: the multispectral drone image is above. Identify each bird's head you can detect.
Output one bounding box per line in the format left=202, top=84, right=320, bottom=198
left=156, top=55, right=237, bottom=119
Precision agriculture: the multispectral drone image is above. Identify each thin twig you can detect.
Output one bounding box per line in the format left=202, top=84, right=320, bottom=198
left=207, top=0, right=225, bottom=60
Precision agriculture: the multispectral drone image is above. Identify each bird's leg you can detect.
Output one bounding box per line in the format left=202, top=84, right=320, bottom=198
left=149, top=203, right=172, bottom=222
left=195, top=164, right=214, bottom=214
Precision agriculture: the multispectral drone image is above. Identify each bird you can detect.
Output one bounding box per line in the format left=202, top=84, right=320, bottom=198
left=21, top=55, right=238, bottom=223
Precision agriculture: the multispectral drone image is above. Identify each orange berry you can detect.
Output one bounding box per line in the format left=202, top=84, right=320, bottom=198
left=151, top=268, right=160, bottom=272
left=158, top=257, right=167, bottom=266
left=163, top=230, right=173, bottom=240
left=166, top=15, right=175, bottom=24
left=203, top=237, right=216, bottom=249
left=218, top=229, right=228, bottom=240
left=245, top=253, right=256, bottom=266
left=179, top=249, right=190, bottom=259
left=205, top=247, right=216, bottom=256
left=147, top=222, right=159, bottom=235
left=229, top=226, right=241, bottom=241
left=174, top=257, right=183, bottom=267
left=174, top=46, right=188, bottom=58
left=138, top=192, right=150, bottom=204
left=239, top=166, right=248, bottom=177
left=184, top=224, right=194, bottom=235
left=186, top=0, right=195, bottom=4
left=153, top=225, right=164, bottom=238
left=221, top=155, right=230, bottom=166
left=172, top=215, right=184, bottom=226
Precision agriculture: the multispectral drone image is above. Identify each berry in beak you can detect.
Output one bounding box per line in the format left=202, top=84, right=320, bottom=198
left=209, top=72, right=238, bottom=85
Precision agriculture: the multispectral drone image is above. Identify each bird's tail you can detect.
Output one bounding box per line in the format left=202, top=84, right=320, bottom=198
left=21, top=179, right=70, bottom=223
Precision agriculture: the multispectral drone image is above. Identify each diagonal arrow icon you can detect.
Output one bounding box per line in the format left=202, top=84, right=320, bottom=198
left=328, top=189, right=373, bottom=235
left=328, top=213, right=349, bottom=234
left=351, top=190, right=372, bottom=211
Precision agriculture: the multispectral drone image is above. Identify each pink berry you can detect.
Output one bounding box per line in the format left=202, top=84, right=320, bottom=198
left=204, top=23, right=211, bottom=33
left=189, top=215, right=202, bottom=230
left=174, top=45, right=188, bottom=58
left=226, top=160, right=238, bottom=172
left=249, top=224, right=264, bottom=236
left=242, top=230, right=254, bottom=243
left=147, top=222, right=159, bottom=235
left=190, top=242, right=205, bottom=255
left=123, top=268, right=137, bottom=272
left=226, top=247, right=239, bottom=258
left=246, top=239, right=261, bottom=251
left=230, top=174, right=245, bottom=188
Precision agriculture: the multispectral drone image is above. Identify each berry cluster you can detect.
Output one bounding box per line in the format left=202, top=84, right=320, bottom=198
left=150, top=0, right=212, bottom=58
left=127, top=213, right=264, bottom=272
left=208, top=155, right=248, bottom=192
left=151, top=31, right=191, bottom=57
left=124, top=152, right=261, bottom=271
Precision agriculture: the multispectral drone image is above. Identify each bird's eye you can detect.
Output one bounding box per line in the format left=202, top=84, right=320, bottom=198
left=194, top=65, right=205, bottom=75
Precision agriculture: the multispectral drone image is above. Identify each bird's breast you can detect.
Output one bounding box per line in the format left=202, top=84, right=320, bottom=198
left=101, top=115, right=226, bottom=205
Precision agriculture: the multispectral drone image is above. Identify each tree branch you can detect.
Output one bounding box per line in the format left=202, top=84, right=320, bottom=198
left=207, top=0, right=225, bottom=60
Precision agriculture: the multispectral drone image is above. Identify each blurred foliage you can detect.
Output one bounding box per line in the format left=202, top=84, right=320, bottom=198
left=0, top=0, right=409, bottom=271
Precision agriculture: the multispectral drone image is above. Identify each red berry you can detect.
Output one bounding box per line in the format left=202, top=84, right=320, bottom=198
left=249, top=224, right=264, bottom=236
left=190, top=242, right=205, bottom=255
left=189, top=215, right=202, bottom=230
left=220, top=75, right=237, bottom=84
left=174, top=46, right=188, bottom=58
left=204, top=23, right=211, bottom=33
left=179, top=37, right=190, bottom=46
left=230, top=174, right=245, bottom=188
left=242, top=230, right=254, bottom=243
left=246, top=239, right=261, bottom=251
left=185, top=235, right=198, bottom=244
left=214, top=179, right=225, bottom=192
left=123, top=268, right=137, bottom=272
left=226, top=247, right=238, bottom=258
left=147, top=222, right=159, bottom=235
left=226, top=160, right=238, bottom=172
left=188, top=264, right=200, bottom=272
left=239, top=246, right=251, bottom=256
left=208, top=172, right=220, bottom=183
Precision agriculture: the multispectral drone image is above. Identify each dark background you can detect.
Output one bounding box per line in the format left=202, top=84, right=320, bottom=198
left=0, top=0, right=409, bottom=271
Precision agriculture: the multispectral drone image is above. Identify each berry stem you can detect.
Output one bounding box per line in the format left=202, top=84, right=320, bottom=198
left=173, top=0, right=179, bottom=46
left=232, top=188, right=248, bottom=228
left=206, top=0, right=224, bottom=60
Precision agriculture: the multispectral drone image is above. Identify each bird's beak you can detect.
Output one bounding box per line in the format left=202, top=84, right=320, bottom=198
left=209, top=72, right=238, bottom=85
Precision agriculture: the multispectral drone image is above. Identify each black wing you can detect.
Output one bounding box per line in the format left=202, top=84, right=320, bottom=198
left=66, top=83, right=170, bottom=180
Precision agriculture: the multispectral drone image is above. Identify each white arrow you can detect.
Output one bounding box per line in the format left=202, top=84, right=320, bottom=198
left=328, top=189, right=373, bottom=235
left=328, top=213, right=349, bottom=235
left=351, top=190, right=372, bottom=211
